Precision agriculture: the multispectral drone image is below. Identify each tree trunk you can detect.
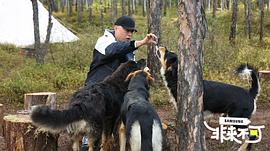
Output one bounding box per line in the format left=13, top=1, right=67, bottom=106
left=68, top=0, right=73, bottom=16
left=132, top=0, right=135, bottom=15
left=248, top=0, right=252, bottom=39
left=43, top=0, right=54, bottom=63
left=85, top=0, right=88, bottom=10
left=3, top=114, right=58, bottom=151
left=32, top=0, right=53, bottom=64
left=0, top=104, right=3, bottom=136
left=267, top=0, right=270, bottom=11
left=132, top=0, right=137, bottom=14
left=259, top=0, right=264, bottom=42
left=81, top=0, right=84, bottom=12
left=100, top=0, right=105, bottom=31
left=111, top=0, right=117, bottom=23
left=142, top=0, right=146, bottom=17
left=213, top=0, right=217, bottom=18
left=77, top=0, right=82, bottom=24
left=224, top=0, right=229, bottom=10
left=146, top=0, right=162, bottom=80
left=128, top=0, right=131, bottom=16
left=31, top=0, right=42, bottom=64
left=88, top=0, right=93, bottom=23
left=163, top=0, right=167, bottom=16
left=122, top=0, right=127, bottom=15
left=51, top=0, right=58, bottom=12
left=229, top=0, right=238, bottom=45
left=60, top=0, right=66, bottom=12
left=177, top=1, right=207, bottom=151
left=244, top=0, right=248, bottom=35
left=208, top=0, right=211, bottom=12
left=220, top=0, right=223, bottom=10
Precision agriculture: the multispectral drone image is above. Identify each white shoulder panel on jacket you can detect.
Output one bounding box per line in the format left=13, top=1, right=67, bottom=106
left=94, top=30, right=116, bottom=55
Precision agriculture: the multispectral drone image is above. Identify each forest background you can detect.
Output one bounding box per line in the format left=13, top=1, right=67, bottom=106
left=0, top=0, right=270, bottom=150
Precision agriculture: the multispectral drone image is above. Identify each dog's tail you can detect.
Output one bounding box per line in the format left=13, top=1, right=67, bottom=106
left=31, top=105, right=84, bottom=132
left=150, top=120, right=163, bottom=151
left=127, top=119, right=162, bottom=151
left=236, top=64, right=260, bottom=99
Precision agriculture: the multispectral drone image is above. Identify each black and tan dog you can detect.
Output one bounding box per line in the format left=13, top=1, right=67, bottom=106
left=119, top=67, right=164, bottom=151
left=156, top=47, right=260, bottom=150
left=31, top=60, right=146, bottom=151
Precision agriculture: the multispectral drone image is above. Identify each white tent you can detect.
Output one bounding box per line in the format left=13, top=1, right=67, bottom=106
left=0, top=0, right=79, bottom=47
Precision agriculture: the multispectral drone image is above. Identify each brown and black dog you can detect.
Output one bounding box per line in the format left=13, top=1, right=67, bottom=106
left=31, top=60, right=146, bottom=151
left=119, top=67, right=164, bottom=151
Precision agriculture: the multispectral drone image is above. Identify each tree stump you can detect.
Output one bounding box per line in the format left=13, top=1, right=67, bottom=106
left=259, top=70, right=270, bottom=80
left=24, top=92, right=56, bottom=110
left=3, top=114, right=58, bottom=151
left=0, top=104, right=3, bottom=136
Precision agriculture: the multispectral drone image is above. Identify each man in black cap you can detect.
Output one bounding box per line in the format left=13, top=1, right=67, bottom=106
left=84, top=15, right=157, bottom=87
left=82, top=16, right=157, bottom=150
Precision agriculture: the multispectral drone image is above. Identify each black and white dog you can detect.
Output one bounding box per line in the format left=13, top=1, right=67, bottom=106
left=119, top=68, right=163, bottom=151
left=31, top=60, right=146, bottom=151
left=156, top=47, right=260, bottom=120
left=156, top=47, right=260, bottom=150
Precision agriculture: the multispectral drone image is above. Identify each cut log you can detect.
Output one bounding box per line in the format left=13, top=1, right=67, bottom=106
left=24, top=92, right=56, bottom=110
left=3, top=114, right=58, bottom=151
left=0, top=103, right=3, bottom=136
left=259, top=70, right=270, bottom=80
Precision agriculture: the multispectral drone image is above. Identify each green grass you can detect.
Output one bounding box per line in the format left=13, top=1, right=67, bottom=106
left=0, top=5, right=270, bottom=109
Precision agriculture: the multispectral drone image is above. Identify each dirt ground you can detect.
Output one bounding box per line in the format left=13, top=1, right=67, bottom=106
left=156, top=104, right=270, bottom=151
left=0, top=101, right=270, bottom=151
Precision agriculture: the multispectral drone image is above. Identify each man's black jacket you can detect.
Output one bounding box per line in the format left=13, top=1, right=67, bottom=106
left=85, top=29, right=137, bottom=86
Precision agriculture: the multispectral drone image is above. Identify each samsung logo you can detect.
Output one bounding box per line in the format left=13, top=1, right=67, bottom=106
left=219, top=117, right=251, bottom=126
left=224, top=119, right=243, bottom=123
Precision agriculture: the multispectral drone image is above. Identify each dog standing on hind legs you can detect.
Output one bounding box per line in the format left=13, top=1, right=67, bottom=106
left=120, top=68, right=164, bottom=151
left=30, top=60, right=146, bottom=151
left=155, top=46, right=260, bottom=151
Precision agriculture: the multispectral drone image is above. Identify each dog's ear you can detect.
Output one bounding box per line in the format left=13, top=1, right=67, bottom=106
left=125, top=70, right=142, bottom=81
left=143, top=67, right=155, bottom=85
left=125, top=72, right=136, bottom=81
left=143, top=67, right=150, bottom=73
left=159, top=46, right=166, bottom=53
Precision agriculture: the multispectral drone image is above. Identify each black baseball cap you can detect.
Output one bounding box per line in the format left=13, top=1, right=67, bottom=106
left=115, top=16, right=137, bottom=32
